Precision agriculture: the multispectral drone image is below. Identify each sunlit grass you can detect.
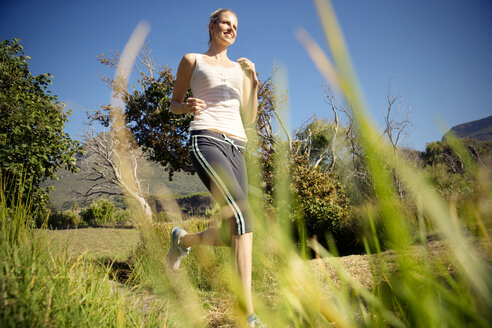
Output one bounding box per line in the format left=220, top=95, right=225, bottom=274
left=285, top=0, right=491, bottom=327
left=0, top=180, right=166, bottom=327
left=34, top=228, right=141, bottom=262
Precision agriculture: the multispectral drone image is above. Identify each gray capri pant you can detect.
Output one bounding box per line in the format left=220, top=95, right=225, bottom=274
left=189, top=130, right=254, bottom=244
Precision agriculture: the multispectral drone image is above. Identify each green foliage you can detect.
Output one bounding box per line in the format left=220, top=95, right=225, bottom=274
left=293, top=115, right=374, bottom=205
left=175, top=193, right=216, bottom=216
left=204, top=202, right=221, bottom=218
left=421, top=139, right=492, bottom=202
left=146, top=192, right=216, bottom=221
left=294, top=117, right=337, bottom=167
left=257, top=116, right=357, bottom=253
left=290, top=154, right=353, bottom=251
left=0, top=39, right=82, bottom=213
left=93, top=54, right=194, bottom=180
left=424, top=163, right=475, bottom=199
left=41, top=201, right=131, bottom=229
left=124, top=70, right=195, bottom=179
left=114, top=207, right=132, bottom=225
left=47, top=208, right=85, bottom=229
left=80, top=198, right=115, bottom=226
left=259, top=135, right=354, bottom=253
left=422, top=139, right=492, bottom=173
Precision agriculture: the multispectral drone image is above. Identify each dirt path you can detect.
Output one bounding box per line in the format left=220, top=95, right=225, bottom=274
left=310, top=240, right=452, bottom=290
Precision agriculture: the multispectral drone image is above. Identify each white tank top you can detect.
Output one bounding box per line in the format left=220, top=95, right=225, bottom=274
left=189, top=54, right=246, bottom=140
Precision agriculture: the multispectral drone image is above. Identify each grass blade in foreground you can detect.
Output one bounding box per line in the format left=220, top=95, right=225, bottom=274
left=106, top=21, right=207, bottom=327
left=292, top=0, right=492, bottom=326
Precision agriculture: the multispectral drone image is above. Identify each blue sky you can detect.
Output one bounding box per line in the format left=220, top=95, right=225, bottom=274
left=1, top=0, right=491, bottom=150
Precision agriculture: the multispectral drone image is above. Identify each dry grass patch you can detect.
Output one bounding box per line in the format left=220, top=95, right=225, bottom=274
left=309, top=240, right=466, bottom=291
left=35, top=228, right=142, bottom=261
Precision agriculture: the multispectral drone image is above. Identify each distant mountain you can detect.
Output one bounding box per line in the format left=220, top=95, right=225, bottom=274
left=43, top=136, right=206, bottom=211
left=443, top=115, right=492, bottom=141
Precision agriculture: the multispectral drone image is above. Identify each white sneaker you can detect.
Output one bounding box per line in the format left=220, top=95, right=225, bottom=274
left=167, top=227, right=190, bottom=271
left=247, top=313, right=266, bottom=327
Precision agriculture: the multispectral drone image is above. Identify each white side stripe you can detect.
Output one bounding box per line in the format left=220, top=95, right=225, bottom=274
left=191, top=136, right=245, bottom=234
left=192, top=134, right=246, bottom=149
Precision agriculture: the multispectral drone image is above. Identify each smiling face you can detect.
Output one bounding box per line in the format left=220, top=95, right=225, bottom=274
left=209, top=11, right=238, bottom=46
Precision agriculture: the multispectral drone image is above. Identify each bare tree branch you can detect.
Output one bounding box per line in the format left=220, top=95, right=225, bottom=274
left=383, top=81, right=412, bottom=149
left=324, top=87, right=340, bottom=172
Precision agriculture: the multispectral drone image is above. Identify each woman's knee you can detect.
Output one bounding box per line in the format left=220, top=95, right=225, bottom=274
left=219, top=204, right=254, bottom=244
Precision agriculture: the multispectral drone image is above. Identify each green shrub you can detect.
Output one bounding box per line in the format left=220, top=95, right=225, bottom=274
left=114, top=208, right=132, bottom=226
left=290, top=155, right=354, bottom=253
left=47, top=209, right=85, bottom=229
left=154, top=211, right=169, bottom=222
left=80, top=198, right=115, bottom=226
left=421, top=139, right=492, bottom=174
left=424, top=163, right=475, bottom=200
left=154, top=210, right=182, bottom=223
left=204, top=202, right=221, bottom=218
left=258, top=141, right=357, bottom=254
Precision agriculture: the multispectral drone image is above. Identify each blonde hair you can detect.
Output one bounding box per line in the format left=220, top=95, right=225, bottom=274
left=208, top=9, right=237, bottom=46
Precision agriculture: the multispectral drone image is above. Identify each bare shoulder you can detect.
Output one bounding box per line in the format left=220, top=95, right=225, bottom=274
left=181, top=53, right=197, bottom=67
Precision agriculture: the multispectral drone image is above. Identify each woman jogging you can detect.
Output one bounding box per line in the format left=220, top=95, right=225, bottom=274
left=166, top=8, right=264, bottom=327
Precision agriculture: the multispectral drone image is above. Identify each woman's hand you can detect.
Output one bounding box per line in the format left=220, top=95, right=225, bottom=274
left=170, top=54, right=207, bottom=115
left=237, top=57, right=258, bottom=84
left=171, top=97, right=206, bottom=114
left=184, top=97, right=207, bottom=113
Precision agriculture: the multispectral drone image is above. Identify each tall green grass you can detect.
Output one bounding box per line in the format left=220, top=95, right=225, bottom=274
left=271, top=0, right=492, bottom=326
left=0, top=180, right=166, bottom=327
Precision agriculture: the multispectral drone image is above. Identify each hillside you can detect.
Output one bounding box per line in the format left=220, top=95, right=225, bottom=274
left=443, top=115, right=492, bottom=141
left=43, top=136, right=206, bottom=211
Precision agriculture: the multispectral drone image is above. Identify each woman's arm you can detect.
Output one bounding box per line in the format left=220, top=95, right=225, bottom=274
left=238, top=57, right=258, bottom=124
left=170, top=53, right=206, bottom=115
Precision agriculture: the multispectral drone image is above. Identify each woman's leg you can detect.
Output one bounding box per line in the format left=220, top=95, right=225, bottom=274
left=188, top=133, right=256, bottom=316
left=180, top=227, right=225, bottom=247
left=231, top=232, right=254, bottom=317
left=179, top=227, right=255, bottom=317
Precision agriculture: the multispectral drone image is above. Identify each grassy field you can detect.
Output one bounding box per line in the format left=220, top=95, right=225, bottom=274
left=37, top=227, right=457, bottom=283
left=36, top=226, right=487, bottom=327
left=34, top=228, right=142, bottom=262
left=1, top=207, right=166, bottom=327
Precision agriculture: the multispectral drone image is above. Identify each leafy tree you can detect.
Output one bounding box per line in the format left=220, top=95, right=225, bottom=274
left=93, top=49, right=197, bottom=180
left=0, top=39, right=82, bottom=210
left=125, top=68, right=194, bottom=178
